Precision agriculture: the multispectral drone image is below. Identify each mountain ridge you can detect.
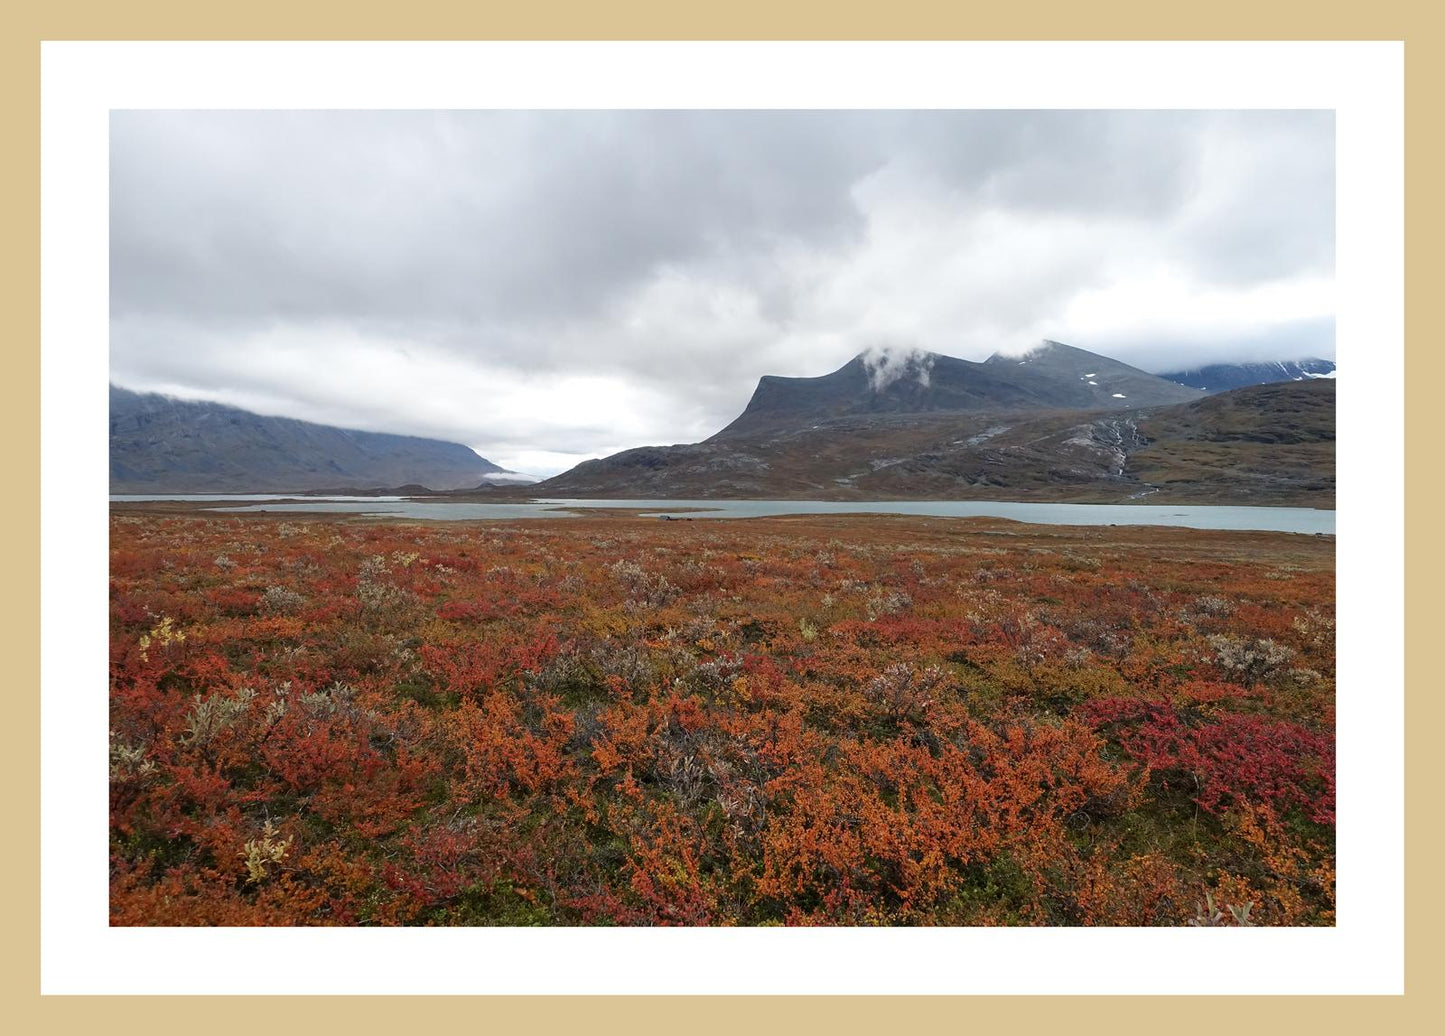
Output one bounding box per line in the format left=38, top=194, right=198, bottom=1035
left=110, top=385, right=517, bottom=493
left=1158, top=358, right=1336, bottom=393
left=711, top=341, right=1201, bottom=441
left=536, top=341, right=1334, bottom=506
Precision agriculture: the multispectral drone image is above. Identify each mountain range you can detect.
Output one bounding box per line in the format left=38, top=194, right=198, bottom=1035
left=533, top=342, right=1334, bottom=507
left=1158, top=358, right=1336, bottom=392
left=109, top=386, right=525, bottom=493
left=110, top=341, right=1335, bottom=506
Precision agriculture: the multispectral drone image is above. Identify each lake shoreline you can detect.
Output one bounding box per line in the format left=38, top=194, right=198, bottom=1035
left=111, top=495, right=1336, bottom=536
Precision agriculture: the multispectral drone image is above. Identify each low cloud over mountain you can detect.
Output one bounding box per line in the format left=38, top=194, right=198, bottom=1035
left=110, top=110, right=1334, bottom=476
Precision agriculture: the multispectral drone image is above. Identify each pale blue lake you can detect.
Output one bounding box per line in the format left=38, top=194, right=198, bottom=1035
left=111, top=495, right=1335, bottom=535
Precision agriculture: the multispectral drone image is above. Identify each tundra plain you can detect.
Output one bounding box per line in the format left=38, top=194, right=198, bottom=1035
left=110, top=511, right=1334, bottom=926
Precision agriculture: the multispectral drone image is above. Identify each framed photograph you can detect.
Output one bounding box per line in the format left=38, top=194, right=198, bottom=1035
left=22, top=12, right=1423, bottom=1030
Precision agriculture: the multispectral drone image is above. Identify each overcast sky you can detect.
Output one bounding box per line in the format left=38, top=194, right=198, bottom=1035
left=110, top=110, right=1334, bottom=476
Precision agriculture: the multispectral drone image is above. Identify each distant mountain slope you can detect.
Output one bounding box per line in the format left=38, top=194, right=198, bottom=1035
left=712, top=340, right=1199, bottom=440
left=110, top=386, right=511, bottom=492
left=983, top=340, right=1207, bottom=408
left=1129, top=379, right=1335, bottom=505
left=1158, top=358, right=1336, bottom=393
left=537, top=364, right=1334, bottom=507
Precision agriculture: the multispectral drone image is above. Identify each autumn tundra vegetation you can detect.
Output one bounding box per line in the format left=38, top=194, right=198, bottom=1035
left=109, top=511, right=1335, bottom=926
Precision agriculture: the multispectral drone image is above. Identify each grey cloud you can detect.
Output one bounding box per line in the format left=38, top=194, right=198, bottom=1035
left=111, top=110, right=880, bottom=327
left=1169, top=111, right=1335, bottom=285
left=887, top=110, right=1202, bottom=218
